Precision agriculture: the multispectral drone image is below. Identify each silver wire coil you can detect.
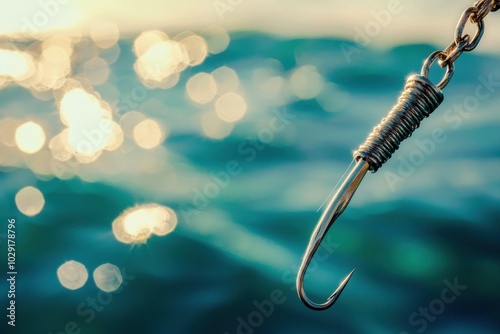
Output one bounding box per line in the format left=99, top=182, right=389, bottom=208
left=353, top=74, right=444, bottom=173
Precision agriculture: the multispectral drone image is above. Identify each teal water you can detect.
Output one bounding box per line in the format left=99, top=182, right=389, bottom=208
left=0, top=34, right=499, bottom=334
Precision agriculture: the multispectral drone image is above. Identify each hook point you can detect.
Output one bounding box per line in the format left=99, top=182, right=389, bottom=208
left=327, top=269, right=355, bottom=302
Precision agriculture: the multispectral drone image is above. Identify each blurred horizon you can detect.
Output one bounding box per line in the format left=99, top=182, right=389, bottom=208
left=3, top=0, right=500, bottom=53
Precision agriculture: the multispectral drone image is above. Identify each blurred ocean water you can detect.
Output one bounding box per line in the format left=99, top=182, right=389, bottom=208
left=0, top=33, right=499, bottom=334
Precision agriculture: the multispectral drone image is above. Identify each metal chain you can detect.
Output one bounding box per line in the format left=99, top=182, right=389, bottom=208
left=421, top=0, right=500, bottom=89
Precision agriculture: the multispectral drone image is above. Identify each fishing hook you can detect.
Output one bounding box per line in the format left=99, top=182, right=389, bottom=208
left=296, top=159, right=369, bottom=310
left=296, top=74, right=445, bottom=310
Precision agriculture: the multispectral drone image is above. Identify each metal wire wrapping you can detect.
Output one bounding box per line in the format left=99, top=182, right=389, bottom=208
left=353, top=75, right=444, bottom=173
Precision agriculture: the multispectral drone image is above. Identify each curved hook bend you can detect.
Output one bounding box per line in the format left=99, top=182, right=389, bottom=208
left=296, top=159, right=369, bottom=310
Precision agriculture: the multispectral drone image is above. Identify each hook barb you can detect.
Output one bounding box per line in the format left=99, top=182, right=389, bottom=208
left=296, top=159, right=369, bottom=310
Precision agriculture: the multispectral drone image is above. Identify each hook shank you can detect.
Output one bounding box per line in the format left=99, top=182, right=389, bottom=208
left=296, top=159, right=369, bottom=310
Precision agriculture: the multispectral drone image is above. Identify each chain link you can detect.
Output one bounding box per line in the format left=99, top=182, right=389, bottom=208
left=421, top=0, right=499, bottom=89
left=493, top=0, right=500, bottom=11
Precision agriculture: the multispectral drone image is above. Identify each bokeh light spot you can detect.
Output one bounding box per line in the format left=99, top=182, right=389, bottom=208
left=93, top=263, right=122, bottom=292
left=0, top=50, right=35, bottom=81
left=60, top=88, right=103, bottom=127
left=15, top=121, right=46, bottom=154
left=112, top=204, right=178, bottom=244
left=215, top=92, right=247, bottom=123
left=133, top=30, right=169, bottom=57
left=57, top=260, right=88, bottom=290
left=15, top=186, right=45, bottom=217
left=133, top=119, right=164, bottom=149
left=58, top=88, right=120, bottom=162
left=180, top=34, right=208, bottom=66
left=134, top=36, right=187, bottom=87
left=212, top=66, right=240, bottom=94
left=186, top=72, right=217, bottom=104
